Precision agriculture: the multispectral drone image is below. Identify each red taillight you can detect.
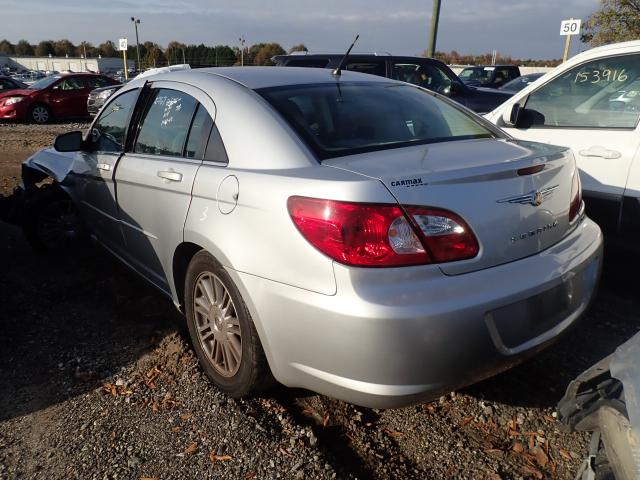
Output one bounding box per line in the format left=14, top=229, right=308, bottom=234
left=569, top=170, right=582, bottom=221
left=406, top=207, right=479, bottom=262
left=287, top=196, right=479, bottom=267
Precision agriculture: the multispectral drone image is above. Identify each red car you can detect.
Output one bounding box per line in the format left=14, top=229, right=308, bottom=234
left=0, top=73, right=118, bottom=124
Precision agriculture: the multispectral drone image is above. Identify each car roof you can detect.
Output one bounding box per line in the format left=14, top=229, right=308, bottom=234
left=135, top=66, right=398, bottom=90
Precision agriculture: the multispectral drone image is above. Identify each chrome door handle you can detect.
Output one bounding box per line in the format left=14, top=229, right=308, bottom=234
left=97, top=163, right=111, bottom=171
left=578, top=146, right=622, bottom=159
left=157, top=170, right=183, bottom=182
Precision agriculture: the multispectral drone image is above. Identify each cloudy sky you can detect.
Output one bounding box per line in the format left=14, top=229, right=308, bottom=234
left=4, top=0, right=599, bottom=59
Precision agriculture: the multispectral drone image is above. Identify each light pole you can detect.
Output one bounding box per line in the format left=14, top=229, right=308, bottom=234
left=239, top=36, right=245, bottom=66
left=131, top=17, right=141, bottom=72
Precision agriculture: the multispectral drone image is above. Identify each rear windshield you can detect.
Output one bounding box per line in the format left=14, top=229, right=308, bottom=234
left=28, top=75, right=61, bottom=90
left=258, top=82, right=496, bottom=159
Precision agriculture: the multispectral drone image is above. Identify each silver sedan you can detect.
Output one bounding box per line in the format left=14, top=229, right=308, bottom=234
left=19, top=66, right=602, bottom=408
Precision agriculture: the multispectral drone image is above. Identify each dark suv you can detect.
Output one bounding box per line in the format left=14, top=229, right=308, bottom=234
left=273, top=53, right=513, bottom=113
left=458, top=65, right=521, bottom=89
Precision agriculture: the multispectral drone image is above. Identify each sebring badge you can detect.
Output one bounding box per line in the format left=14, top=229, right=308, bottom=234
left=497, top=185, right=559, bottom=207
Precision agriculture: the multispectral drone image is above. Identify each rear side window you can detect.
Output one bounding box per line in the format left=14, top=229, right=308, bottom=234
left=185, top=104, right=214, bottom=159
left=286, top=58, right=330, bottom=68
left=259, top=82, right=495, bottom=160
left=346, top=61, right=386, bottom=77
left=524, top=53, right=640, bottom=129
left=86, top=77, right=111, bottom=89
left=91, top=89, right=139, bottom=152
left=134, top=89, right=198, bottom=157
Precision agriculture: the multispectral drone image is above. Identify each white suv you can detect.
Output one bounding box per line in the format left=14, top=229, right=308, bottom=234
left=486, top=40, right=640, bottom=244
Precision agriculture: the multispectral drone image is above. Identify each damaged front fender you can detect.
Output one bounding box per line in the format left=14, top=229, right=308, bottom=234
left=22, top=147, right=89, bottom=187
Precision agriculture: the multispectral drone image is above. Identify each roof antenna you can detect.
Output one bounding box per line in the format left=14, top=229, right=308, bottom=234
left=332, top=34, right=360, bottom=77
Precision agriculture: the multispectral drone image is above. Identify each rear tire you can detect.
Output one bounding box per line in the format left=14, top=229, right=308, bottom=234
left=29, top=104, right=51, bottom=124
left=184, top=250, right=273, bottom=397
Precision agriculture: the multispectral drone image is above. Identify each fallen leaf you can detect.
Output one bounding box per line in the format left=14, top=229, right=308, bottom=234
left=559, top=448, right=572, bottom=460
left=383, top=428, right=403, bottom=437
left=209, top=452, right=232, bottom=463
left=152, top=402, right=160, bottom=413
left=512, top=442, right=525, bottom=453
left=528, top=434, right=535, bottom=449
left=278, top=447, right=293, bottom=457
left=543, top=415, right=555, bottom=423
left=140, top=477, right=159, bottom=480
left=459, top=416, right=474, bottom=427
left=170, top=426, right=181, bottom=433
left=323, top=414, right=330, bottom=428
left=184, top=442, right=198, bottom=455
left=533, top=447, right=549, bottom=468
left=523, top=465, right=543, bottom=479
left=179, top=413, right=192, bottom=421
left=488, top=473, right=502, bottom=480
left=508, top=428, right=520, bottom=437
left=484, top=448, right=503, bottom=456
left=244, top=472, right=256, bottom=479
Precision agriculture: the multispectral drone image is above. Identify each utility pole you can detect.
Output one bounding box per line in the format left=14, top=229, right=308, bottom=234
left=239, top=36, right=246, bottom=66
left=131, top=17, right=141, bottom=72
left=427, top=0, right=442, bottom=58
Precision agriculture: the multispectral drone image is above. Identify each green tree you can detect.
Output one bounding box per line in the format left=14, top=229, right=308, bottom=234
left=165, top=41, right=187, bottom=65
left=14, top=39, right=34, bottom=56
left=251, top=43, right=286, bottom=66
left=75, top=41, right=99, bottom=58
left=288, top=43, right=308, bottom=54
left=582, top=0, right=640, bottom=46
left=35, top=40, right=55, bottom=57
left=54, top=39, right=76, bottom=57
left=99, top=40, right=118, bottom=57
left=142, top=44, right=166, bottom=69
left=0, top=39, right=15, bottom=55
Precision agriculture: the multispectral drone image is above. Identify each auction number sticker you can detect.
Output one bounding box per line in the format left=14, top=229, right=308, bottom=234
left=574, top=68, right=628, bottom=84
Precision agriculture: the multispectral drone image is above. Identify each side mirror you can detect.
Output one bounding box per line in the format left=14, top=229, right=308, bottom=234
left=502, top=103, right=522, bottom=127
left=54, top=131, right=84, bottom=152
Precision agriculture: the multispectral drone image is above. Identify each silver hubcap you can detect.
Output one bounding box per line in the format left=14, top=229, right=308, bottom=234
left=193, top=272, right=242, bottom=377
left=32, top=106, right=48, bottom=123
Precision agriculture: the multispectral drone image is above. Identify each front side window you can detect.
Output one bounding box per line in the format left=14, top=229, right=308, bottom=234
left=91, top=89, right=139, bottom=153
left=524, top=54, right=640, bottom=129
left=258, top=82, right=496, bottom=160
left=392, top=62, right=453, bottom=93
left=459, top=67, right=493, bottom=82
left=134, top=89, right=198, bottom=157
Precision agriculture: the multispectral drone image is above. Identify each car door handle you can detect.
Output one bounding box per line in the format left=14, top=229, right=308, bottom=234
left=97, top=163, right=111, bottom=171
left=157, top=170, right=183, bottom=182
left=578, top=146, right=622, bottom=160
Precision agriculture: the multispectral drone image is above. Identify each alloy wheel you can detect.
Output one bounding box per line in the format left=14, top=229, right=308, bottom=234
left=32, top=106, right=49, bottom=123
left=193, top=272, right=242, bottom=377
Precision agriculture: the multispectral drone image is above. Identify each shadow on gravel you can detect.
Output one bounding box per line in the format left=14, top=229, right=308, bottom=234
left=465, top=244, right=640, bottom=409
left=0, top=221, right=183, bottom=421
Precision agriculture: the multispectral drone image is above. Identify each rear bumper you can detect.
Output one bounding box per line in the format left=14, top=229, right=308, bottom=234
left=232, top=217, right=603, bottom=408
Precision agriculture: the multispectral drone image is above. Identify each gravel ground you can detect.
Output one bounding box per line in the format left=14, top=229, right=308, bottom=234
left=0, top=121, right=638, bottom=479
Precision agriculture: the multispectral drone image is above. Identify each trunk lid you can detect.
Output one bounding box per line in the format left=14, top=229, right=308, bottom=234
left=323, top=138, right=575, bottom=274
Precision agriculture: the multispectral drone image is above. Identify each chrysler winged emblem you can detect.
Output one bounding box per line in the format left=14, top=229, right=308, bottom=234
left=497, top=185, right=558, bottom=207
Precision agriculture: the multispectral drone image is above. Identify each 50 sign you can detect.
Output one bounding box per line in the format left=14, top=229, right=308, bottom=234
left=575, top=69, right=628, bottom=84
left=560, top=19, right=581, bottom=36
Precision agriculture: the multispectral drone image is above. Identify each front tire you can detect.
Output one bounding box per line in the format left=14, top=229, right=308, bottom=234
left=22, top=185, right=87, bottom=252
left=29, top=104, right=51, bottom=124
left=184, top=251, right=272, bottom=397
